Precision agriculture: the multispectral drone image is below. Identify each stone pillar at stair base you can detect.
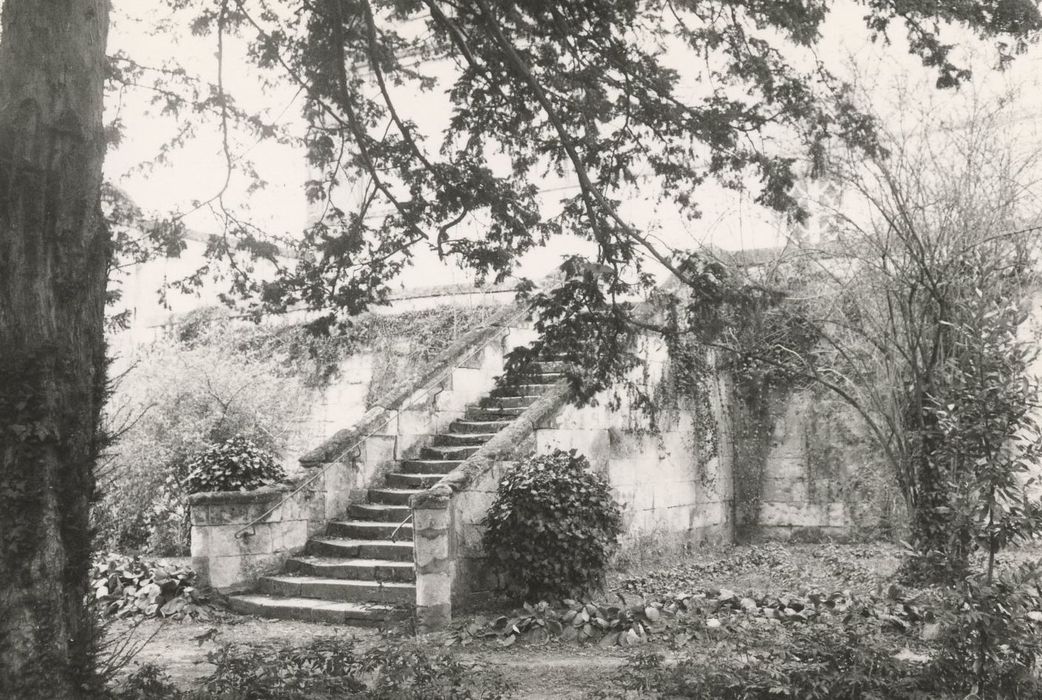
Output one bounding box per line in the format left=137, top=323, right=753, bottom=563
left=189, top=484, right=316, bottom=593
left=412, top=486, right=454, bottom=632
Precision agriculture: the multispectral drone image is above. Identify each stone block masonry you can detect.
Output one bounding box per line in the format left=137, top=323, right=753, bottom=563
left=190, top=486, right=315, bottom=593
left=412, top=487, right=453, bottom=632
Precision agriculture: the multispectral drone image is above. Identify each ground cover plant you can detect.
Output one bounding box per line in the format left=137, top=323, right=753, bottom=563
left=427, top=541, right=1042, bottom=698
left=91, top=554, right=212, bottom=621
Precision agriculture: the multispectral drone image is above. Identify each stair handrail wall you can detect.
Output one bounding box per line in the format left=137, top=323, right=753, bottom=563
left=409, top=378, right=572, bottom=632
left=410, top=287, right=671, bottom=509
left=409, top=287, right=679, bottom=631
left=229, top=300, right=534, bottom=541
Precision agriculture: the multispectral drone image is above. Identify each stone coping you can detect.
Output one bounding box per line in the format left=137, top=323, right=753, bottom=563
left=298, top=301, right=530, bottom=466
left=187, top=485, right=290, bottom=506
left=410, top=380, right=573, bottom=509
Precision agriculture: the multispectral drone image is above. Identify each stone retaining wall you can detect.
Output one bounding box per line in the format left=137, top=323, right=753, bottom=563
left=534, top=336, right=735, bottom=549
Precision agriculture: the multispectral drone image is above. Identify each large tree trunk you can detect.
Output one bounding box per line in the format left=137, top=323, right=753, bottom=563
left=0, top=0, right=110, bottom=696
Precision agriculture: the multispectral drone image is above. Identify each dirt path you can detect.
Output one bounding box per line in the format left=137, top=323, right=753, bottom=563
left=461, top=646, right=632, bottom=699
left=108, top=616, right=637, bottom=697
left=105, top=616, right=382, bottom=688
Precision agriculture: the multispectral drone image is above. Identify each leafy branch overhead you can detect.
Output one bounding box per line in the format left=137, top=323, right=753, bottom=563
left=110, top=0, right=1042, bottom=330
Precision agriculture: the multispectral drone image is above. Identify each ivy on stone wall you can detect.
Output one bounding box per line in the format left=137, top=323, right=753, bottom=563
left=174, top=303, right=501, bottom=391
left=659, top=253, right=821, bottom=527
left=652, top=336, right=719, bottom=491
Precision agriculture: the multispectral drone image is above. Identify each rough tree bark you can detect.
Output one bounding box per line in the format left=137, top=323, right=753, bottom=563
left=0, top=0, right=110, bottom=696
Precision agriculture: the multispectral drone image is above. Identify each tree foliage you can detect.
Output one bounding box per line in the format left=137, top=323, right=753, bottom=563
left=110, top=0, right=1041, bottom=349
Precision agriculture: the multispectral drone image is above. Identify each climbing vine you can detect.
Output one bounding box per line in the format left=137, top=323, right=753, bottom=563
left=660, top=253, right=821, bottom=526
left=175, top=303, right=501, bottom=391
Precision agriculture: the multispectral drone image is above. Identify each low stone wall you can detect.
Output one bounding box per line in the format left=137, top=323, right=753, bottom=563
left=189, top=485, right=315, bottom=593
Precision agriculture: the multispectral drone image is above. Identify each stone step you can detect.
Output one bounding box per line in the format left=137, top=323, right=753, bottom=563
left=327, top=519, right=413, bottom=540
left=368, top=487, right=423, bottom=506
left=479, top=395, right=540, bottom=409
left=433, top=432, right=498, bottom=447
left=421, top=444, right=480, bottom=460
left=450, top=419, right=512, bottom=434
left=529, top=361, right=567, bottom=373
left=348, top=502, right=411, bottom=522
left=228, top=594, right=401, bottom=626
left=509, top=372, right=565, bottom=384
left=465, top=405, right=526, bottom=420
left=399, top=459, right=462, bottom=474
left=490, top=383, right=555, bottom=397
left=285, top=555, right=415, bottom=582
left=260, top=575, right=415, bottom=605
left=307, top=537, right=413, bottom=561
left=386, top=472, right=444, bottom=490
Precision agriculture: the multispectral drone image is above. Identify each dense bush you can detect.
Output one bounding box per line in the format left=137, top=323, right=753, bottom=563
left=483, top=449, right=622, bottom=600
left=929, top=562, right=1042, bottom=699
left=185, top=437, right=285, bottom=494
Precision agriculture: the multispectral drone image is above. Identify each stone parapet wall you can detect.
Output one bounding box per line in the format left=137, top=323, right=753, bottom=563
left=411, top=385, right=566, bottom=628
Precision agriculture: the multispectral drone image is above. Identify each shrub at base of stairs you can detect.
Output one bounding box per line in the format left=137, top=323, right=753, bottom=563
left=482, top=449, right=623, bottom=601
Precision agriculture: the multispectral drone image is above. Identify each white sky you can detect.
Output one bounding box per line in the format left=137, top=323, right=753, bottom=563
left=105, top=2, right=1042, bottom=292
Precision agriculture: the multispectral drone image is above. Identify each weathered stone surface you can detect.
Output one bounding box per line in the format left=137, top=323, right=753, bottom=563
left=188, top=486, right=287, bottom=507
left=415, top=602, right=452, bottom=633
left=298, top=407, right=391, bottom=465
left=228, top=594, right=401, bottom=626
left=413, top=506, right=450, bottom=531
left=416, top=572, right=452, bottom=603
left=414, top=537, right=449, bottom=568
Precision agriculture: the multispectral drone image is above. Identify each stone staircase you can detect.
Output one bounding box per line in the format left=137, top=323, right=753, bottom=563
left=228, top=359, right=566, bottom=625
